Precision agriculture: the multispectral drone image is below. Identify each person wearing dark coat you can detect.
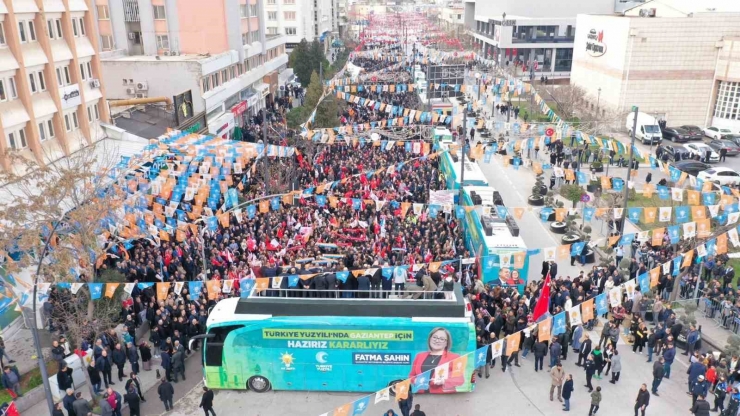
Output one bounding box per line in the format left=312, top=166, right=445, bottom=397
left=562, top=374, right=574, bottom=411
left=96, top=350, right=114, bottom=387
left=124, top=387, right=141, bottom=416
left=356, top=274, right=371, bottom=298
left=200, top=386, right=216, bottom=416
left=127, top=343, right=140, bottom=374
left=158, top=378, right=175, bottom=411
left=139, top=342, right=152, bottom=366
left=691, top=394, right=711, bottom=416
left=62, top=389, right=77, bottom=416
left=72, top=393, right=91, bottom=416
left=635, top=384, right=650, bottom=416
left=576, top=335, right=593, bottom=366
left=125, top=373, right=146, bottom=402
left=88, top=363, right=102, bottom=394
left=534, top=340, right=548, bottom=372
left=111, top=343, right=127, bottom=381
left=56, top=363, right=74, bottom=391
left=324, top=272, right=338, bottom=298
left=370, top=267, right=383, bottom=298
left=161, top=350, right=173, bottom=382
left=52, top=402, right=65, bottom=416
left=172, top=350, right=186, bottom=382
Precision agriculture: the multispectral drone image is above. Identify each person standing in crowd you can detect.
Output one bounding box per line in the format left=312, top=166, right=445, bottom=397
left=663, top=342, right=676, bottom=379
left=127, top=342, right=140, bottom=374
left=410, top=404, right=426, bottom=416
left=652, top=357, right=665, bottom=395
left=88, top=363, right=102, bottom=395
left=0, top=337, right=15, bottom=367
left=112, top=343, right=127, bottom=382
left=692, top=394, right=711, bottom=416
left=713, top=376, right=728, bottom=413
left=2, top=365, right=22, bottom=399
left=62, top=388, right=77, bottom=416
left=588, top=386, right=602, bottom=416
left=125, top=372, right=146, bottom=402
left=100, top=393, right=114, bottom=416
left=158, top=377, right=175, bottom=412
left=72, top=392, right=91, bottom=416
left=108, top=387, right=123, bottom=416
left=172, top=347, right=186, bottom=382
left=124, top=387, right=141, bottom=416
left=200, top=386, right=216, bottom=416
left=635, top=384, right=650, bottom=416
left=534, top=337, right=547, bottom=372
left=584, top=353, right=597, bottom=393
left=550, top=362, right=565, bottom=402
left=562, top=374, right=574, bottom=412
left=608, top=350, right=621, bottom=384
left=398, top=388, right=413, bottom=416
left=549, top=338, right=562, bottom=368
left=691, top=375, right=710, bottom=407
left=576, top=334, right=592, bottom=367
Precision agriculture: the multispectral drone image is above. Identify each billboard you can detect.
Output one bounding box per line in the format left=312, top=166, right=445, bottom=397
left=173, top=90, right=194, bottom=126
left=426, top=64, right=466, bottom=100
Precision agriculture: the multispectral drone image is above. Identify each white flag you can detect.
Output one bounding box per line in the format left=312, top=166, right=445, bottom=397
left=730, top=228, right=740, bottom=247
left=683, top=221, right=697, bottom=238
left=543, top=247, right=556, bottom=262
left=490, top=339, right=504, bottom=359
left=608, top=286, right=622, bottom=307
left=123, top=283, right=135, bottom=294
left=71, top=283, right=85, bottom=294
left=271, top=276, right=283, bottom=289
left=374, top=388, right=390, bottom=404
left=613, top=208, right=623, bottom=219
left=568, top=305, right=582, bottom=326
left=412, top=204, right=423, bottom=216
left=708, top=205, right=720, bottom=218
left=659, top=207, right=672, bottom=222
left=174, top=282, right=184, bottom=295
left=696, top=244, right=707, bottom=258
left=671, top=188, right=683, bottom=201
left=728, top=212, right=740, bottom=225
left=37, top=283, right=51, bottom=295
left=624, top=279, right=636, bottom=300
left=662, top=261, right=671, bottom=275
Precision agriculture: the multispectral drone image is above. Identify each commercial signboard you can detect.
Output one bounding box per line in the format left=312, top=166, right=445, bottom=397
left=60, top=84, right=81, bottom=110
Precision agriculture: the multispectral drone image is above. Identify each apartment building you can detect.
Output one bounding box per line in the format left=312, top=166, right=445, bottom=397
left=0, top=0, right=110, bottom=171
left=95, top=0, right=288, bottom=140
left=265, top=0, right=337, bottom=52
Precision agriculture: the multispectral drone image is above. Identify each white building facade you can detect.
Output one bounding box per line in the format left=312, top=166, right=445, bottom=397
left=266, top=0, right=337, bottom=52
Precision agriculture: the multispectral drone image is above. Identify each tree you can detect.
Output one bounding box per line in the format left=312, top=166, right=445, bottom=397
left=538, top=83, right=628, bottom=137
left=538, top=84, right=586, bottom=122
left=0, top=143, right=127, bottom=408
left=289, top=39, right=312, bottom=86
left=308, top=40, right=329, bottom=80
left=304, top=71, right=324, bottom=112
left=559, top=184, right=586, bottom=208
left=286, top=107, right=309, bottom=129
left=314, top=95, right=339, bottom=128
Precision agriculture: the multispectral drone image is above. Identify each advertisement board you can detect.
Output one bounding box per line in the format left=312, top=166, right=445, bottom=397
left=427, top=64, right=465, bottom=100
left=207, top=317, right=476, bottom=393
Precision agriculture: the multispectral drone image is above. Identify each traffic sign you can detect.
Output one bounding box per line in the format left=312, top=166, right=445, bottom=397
left=580, top=194, right=591, bottom=203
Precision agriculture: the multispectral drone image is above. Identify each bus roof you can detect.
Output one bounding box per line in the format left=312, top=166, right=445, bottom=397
left=449, top=154, right=488, bottom=186
left=207, top=285, right=469, bottom=327
left=462, top=187, right=527, bottom=251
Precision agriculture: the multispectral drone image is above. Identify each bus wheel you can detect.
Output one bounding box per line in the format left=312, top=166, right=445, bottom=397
left=387, top=380, right=404, bottom=397
left=247, top=376, right=271, bottom=393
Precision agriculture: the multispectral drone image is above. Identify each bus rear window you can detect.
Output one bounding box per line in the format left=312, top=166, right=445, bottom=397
left=205, top=325, right=242, bottom=367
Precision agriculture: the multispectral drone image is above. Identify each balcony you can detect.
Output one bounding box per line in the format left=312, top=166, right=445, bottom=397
left=123, top=0, right=140, bottom=22
left=512, top=35, right=575, bottom=44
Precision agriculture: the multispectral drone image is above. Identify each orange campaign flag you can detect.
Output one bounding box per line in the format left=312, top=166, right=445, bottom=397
left=697, top=218, right=711, bottom=238
left=282, top=193, right=294, bottom=205
left=506, top=332, right=521, bottom=356
left=609, top=235, right=620, bottom=247
left=721, top=194, right=735, bottom=208
left=682, top=250, right=694, bottom=268
left=514, top=252, right=526, bottom=269
left=581, top=298, right=595, bottom=321
left=156, top=282, right=171, bottom=301
left=428, top=262, right=442, bottom=273
left=651, top=228, right=665, bottom=246
left=332, top=403, right=352, bottom=416
left=557, top=244, right=571, bottom=260
left=259, top=200, right=270, bottom=213
left=513, top=207, right=525, bottom=219
left=450, top=355, right=468, bottom=378
left=643, top=184, right=656, bottom=198
left=538, top=317, right=552, bottom=342
left=255, top=278, right=270, bottom=293
left=159, top=230, right=170, bottom=242
left=687, top=190, right=700, bottom=206
left=206, top=280, right=221, bottom=300
left=717, top=233, right=728, bottom=254
left=395, top=379, right=412, bottom=401
left=601, top=176, right=611, bottom=190
left=219, top=213, right=230, bottom=228
left=703, top=182, right=714, bottom=192
left=401, top=202, right=411, bottom=217
left=650, top=267, right=661, bottom=288
left=555, top=208, right=567, bottom=222
left=643, top=207, right=658, bottom=224
left=677, top=172, right=688, bottom=186
left=105, top=283, right=119, bottom=298
left=691, top=206, right=706, bottom=220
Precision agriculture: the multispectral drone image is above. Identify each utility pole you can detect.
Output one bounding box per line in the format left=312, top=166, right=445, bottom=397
left=459, top=110, right=467, bottom=203
left=319, top=61, right=323, bottom=82
left=262, top=105, right=267, bottom=143
left=530, top=64, right=535, bottom=114
left=620, top=105, right=639, bottom=236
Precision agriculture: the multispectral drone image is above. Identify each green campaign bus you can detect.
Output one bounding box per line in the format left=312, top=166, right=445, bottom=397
left=192, top=285, right=477, bottom=394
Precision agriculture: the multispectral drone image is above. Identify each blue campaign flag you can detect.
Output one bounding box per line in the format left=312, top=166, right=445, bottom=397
left=675, top=206, right=689, bottom=223
left=247, top=205, right=257, bottom=219
left=669, top=166, right=682, bottom=182
left=595, top=293, right=609, bottom=316
left=695, top=178, right=705, bottom=190
left=270, top=197, right=281, bottom=211
left=206, top=216, right=219, bottom=231
left=657, top=186, right=670, bottom=200
left=727, top=203, right=739, bottom=214
left=571, top=242, right=586, bottom=256
left=584, top=207, right=596, bottom=222
left=239, top=279, right=256, bottom=296
left=226, top=188, right=239, bottom=208
left=137, top=282, right=154, bottom=290
left=540, top=207, right=554, bottom=222
left=619, top=233, right=635, bottom=246
left=474, top=345, right=489, bottom=368
left=552, top=312, right=567, bottom=336
left=483, top=152, right=493, bottom=163
left=89, top=283, right=103, bottom=300
left=496, top=206, right=508, bottom=218
left=702, top=192, right=717, bottom=206
left=336, top=271, right=349, bottom=283
left=189, top=281, right=203, bottom=299
left=352, top=396, right=371, bottom=416
left=428, top=204, right=440, bottom=218
left=316, top=195, right=327, bottom=207
left=628, top=208, right=642, bottom=223
left=638, top=273, right=650, bottom=293
left=411, top=370, right=432, bottom=394
left=352, top=198, right=362, bottom=210
left=612, top=178, right=624, bottom=192
left=649, top=156, right=658, bottom=169
left=577, top=171, right=588, bottom=185
left=668, top=225, right=681, bottom=244
left=706, top=239, right=717, bottom=256
left=455, top=205, right=466, bottom=219
left=672, top=256, right=682, bottom=276
left=288, top=275, right=300, bottom=288
left=382, top=267, right=394, bottom=280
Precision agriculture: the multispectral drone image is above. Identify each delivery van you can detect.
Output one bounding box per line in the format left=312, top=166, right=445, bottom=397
left=626, top=112, right=662, bottom=145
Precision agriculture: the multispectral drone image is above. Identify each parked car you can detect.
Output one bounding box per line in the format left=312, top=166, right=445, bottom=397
left=670, top=160, right=711, bottom=176
left=721, top=133, right=740, bottom=147
left=697, top=167, right=740, bottom=186
left=707, top=139, right=740, bottom=156
left=704, top=126, right=733, bottom=139
left=661, top=127, right=691, bottom=143
left=679, top=125, right=705, bottom=140
left=655, top=144, right=690, bottom=161
left=683, top=143, right=720, bottom=162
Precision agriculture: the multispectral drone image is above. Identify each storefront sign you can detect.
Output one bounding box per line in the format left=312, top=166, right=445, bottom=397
left=60, top=84, right=81, bottom=110
left=231, top=101, right=247, bottom=116
left=208, top=112, right=235, bottom=137
left=586, top=29, right=607, bottom=57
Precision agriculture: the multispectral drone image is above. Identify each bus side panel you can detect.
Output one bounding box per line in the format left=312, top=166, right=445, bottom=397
left=219, top=318, right=477, bottom=393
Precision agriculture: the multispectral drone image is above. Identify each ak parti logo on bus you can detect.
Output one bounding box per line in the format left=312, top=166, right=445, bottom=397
left=586, top=29, right=607, bottom=57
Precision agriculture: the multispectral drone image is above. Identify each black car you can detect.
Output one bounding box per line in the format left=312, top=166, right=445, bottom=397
left=721, top=133, right=740, bottom=147
left=662, top=127, right=691, bottom=143
left=655, top=144, right=690, bottom=161
left=671, top=160, right=711, bottom=176
left=679, top=125, right=705, bottom=140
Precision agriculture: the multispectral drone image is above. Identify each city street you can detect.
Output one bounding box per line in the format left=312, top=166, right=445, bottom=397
left=159, top=322, right=696, bottom=416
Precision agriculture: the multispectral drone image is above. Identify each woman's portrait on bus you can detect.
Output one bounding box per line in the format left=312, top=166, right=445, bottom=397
left=409, top=327, right=464, bottom=393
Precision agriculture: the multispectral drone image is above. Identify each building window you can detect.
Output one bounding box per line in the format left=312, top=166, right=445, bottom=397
left=87, top=104, right=99, bottom=122
left=47, top=19, right=63, bottom=39
left=241, top=32, right=248, bottom=44
left=268, top=11, right=277, bottom=20
left=56, top=65, right=71, bottom=86
left=97, top=5, right=110, bottom=19
left=285, top=27, right=296, bottom=35
left=221, top=69, right=229, bottom=83
left=101, top=35, right=114, bottom=50
left=284, top=11, right=296, bottom=20
left=267, top=0, right=275, bottom=4
left=267, top=27, right=277, bottom=35
left=29, top=71, right=45, bottom=93
left=38, top=122, right=47, bottom=141
left=39, top=119, right=55, bottom=141
left=18, top=21, right=37, bottom=43
left=0, top=77, right=17, bottom=101
left=7, top=128, right=27, bottom=150
left=211, top=73, right=220, bottom=88
left=239, top=4, right=248, bottom=18
left=554, top=48, right=573, bottom=72
left=714, top=81, right=740, bottom=121
left=64, top=112, right=79, bottom=132
left=249, top=31, right=258, bottom=43
left=249, top=4, right=258, bottom=16
left=156, top=35, right=169, bottom=50
left=86, top=62, right=93, bottom=79
left=153, top=5, right=166, bottom=19
left=79, top=18, right=86, bottom=36
left=0, top=22, right=5, bottom=45
left=202, top=76, right=211, bottom=93
left=284, top=0, right=295, bottom=4
left=72, top=19, right=78, bottom=37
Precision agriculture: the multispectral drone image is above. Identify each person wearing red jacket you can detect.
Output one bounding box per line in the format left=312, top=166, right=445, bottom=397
left=408, top=328, right=463, bottom=394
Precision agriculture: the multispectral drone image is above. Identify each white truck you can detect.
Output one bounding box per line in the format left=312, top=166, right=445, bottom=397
left=626, top=112, right=662, bottom=145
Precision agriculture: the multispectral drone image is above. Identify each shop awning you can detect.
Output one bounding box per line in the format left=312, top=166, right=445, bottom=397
left=254, top=82, right=269, bottom=96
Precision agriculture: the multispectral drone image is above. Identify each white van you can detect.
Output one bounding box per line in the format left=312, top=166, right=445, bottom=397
left=626, top=112, right=662, bottom=145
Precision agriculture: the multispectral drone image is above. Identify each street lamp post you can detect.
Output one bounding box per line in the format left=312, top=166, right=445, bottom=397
left=619, top=105, right=640, bottom=236
left=596, top=87, right=602, bottom=114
